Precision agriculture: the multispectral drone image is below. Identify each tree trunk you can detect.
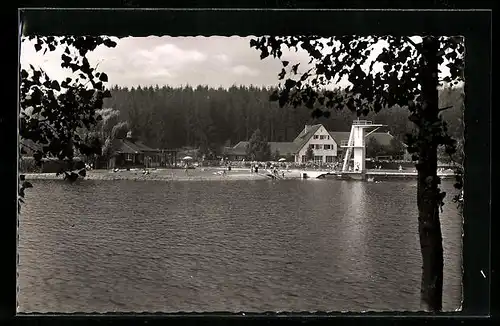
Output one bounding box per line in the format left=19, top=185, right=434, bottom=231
left=417, top=36, right=444, bottom=312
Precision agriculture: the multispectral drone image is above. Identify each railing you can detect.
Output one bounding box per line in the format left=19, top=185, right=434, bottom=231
left=352, top=120, right=373, bottom=125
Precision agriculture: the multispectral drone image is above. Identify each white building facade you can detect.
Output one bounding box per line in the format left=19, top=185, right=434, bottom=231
left=294, top=125, right=338, bottom=164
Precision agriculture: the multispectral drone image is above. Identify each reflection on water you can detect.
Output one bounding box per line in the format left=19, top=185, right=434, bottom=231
left=17, top=179, right=462, bottom=312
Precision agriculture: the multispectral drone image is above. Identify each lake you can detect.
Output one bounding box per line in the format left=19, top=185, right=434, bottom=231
left=17, top=178, right=463, bottom=313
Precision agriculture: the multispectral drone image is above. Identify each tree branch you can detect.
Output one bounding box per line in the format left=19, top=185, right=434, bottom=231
left=438, top=106, right=453, bottom=112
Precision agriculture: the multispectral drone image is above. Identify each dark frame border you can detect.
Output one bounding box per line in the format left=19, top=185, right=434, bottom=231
left=2, top=3, right=492, bottom=324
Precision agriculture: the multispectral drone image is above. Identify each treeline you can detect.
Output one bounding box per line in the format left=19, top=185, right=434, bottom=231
left=103, top=85, right=464, bottom=152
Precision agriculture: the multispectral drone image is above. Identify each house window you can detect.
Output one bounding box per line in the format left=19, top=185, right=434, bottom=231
left=301, top=155, right=307, bottom=163
left=313, top=135, right=319, bottom=139
left=324, top=144, right=332, bottom=150
left=315, top=144, right=321, bottom=149
left=125, top=154, right=133, bottom=161
left=326, top=156, right=335, bottom=163
left=309, top=144, right=314, bottom=149
left=314, top=155, right=323, bottom=162
left=320, top=135, right=326, bottom=140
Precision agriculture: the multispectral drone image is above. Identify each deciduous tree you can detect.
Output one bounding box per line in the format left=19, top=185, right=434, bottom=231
left=366, top=136, right=384, bottom=158
left=246, top=129, right=271, bottom=162
left=19, top=35, right=117, bottom=210
left=111, top=121, right=130, bottom=139
left=250, top=34, right=464, bottom=311
left=305, top=146, right=314, bottom=162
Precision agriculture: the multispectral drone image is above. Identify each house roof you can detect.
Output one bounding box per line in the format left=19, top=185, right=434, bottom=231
left=328, top=131, right=401, bottom=147
left=269, top=142, right=299, bottom=155
left=293, top=124, right=323, bottom=150
left=112, top=138, right=159, bottom=154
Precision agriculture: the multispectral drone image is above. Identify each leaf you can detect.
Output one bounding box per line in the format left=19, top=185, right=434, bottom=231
left=260, top=49, right=269, bottom=60
left=278, top=68, right=286, bottom=80
left=282, top=61, right=289, bottom=67
left=103, top=39, right=117, bottom=48
left=99, top=73, right=108, bottom=82
left=61, top=53, right=71, bottom=64
left=284, top=79, right=296, bottom=90
left=51, top=80, right=61, bottom=91
left=34, top=43, right=42, bottom=52
left=20, top=69, right=29, bottom=79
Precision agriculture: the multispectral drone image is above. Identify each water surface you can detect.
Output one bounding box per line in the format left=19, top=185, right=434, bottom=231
left=17, top=179, right=463, bottom=312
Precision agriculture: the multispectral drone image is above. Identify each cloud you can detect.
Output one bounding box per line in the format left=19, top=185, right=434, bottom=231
left=19, top=35, right=460, bottom=89
left=230, top=65, right=260, bottom=77
left=214, top=53, right=230, bottom=63
left=137, top=44, right=207, bottom=67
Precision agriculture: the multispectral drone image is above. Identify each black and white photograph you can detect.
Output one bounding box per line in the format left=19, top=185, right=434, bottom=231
left=18, top=22, right=465, bottom=313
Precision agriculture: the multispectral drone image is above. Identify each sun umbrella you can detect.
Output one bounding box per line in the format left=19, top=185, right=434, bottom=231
left=278, top=158, right=286, bottom=162
left=182, top=156, right=193, bottom=160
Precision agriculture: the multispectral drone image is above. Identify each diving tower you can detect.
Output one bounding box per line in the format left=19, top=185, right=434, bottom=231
left=341, top=119, right=386, bottom=174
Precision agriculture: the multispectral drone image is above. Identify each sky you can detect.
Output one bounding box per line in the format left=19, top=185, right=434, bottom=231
left=20, top=36, right=454, bottom=90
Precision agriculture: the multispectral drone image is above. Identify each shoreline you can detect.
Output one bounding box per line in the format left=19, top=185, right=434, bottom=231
left=21, top=168, right=457, bottom=182
left=22, top=170, right=274, bottom=182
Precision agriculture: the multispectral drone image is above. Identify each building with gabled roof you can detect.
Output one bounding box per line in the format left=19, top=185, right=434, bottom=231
left=223, top=123, right=408, bottom=163
left=108, top=131, right=178, bottom=168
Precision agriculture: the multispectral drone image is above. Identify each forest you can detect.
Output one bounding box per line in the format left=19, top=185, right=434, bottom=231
left=102, top=84, right=464, bottom=157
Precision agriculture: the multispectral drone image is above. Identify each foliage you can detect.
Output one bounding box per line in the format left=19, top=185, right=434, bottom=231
left=103, top=85, right=464, bottom=151
left=19, top=157, right=41, bottom=173
left=366, top=137, right=384, bottom=158
left=77, top=131, right=103, bottom=159
left=111, top=121, right=130, bottom=139
left=365, top=136, right=405, bottom=158
left=19, top=35, right=117, bottom=211
left=97, top=108, right=121, bottom=139
left=102, top=137, right=116, bottom=159
left=305, top=146, right=314, bottom=162
left=249, top=35, right=464, bottom=190
left=388, top=137, right=406, bottom=157
left=245, top=129, right=271, bottom=161
left=249, top=34, right=465, bottom=312
left=272, top=149, right=281, bottom=161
